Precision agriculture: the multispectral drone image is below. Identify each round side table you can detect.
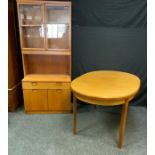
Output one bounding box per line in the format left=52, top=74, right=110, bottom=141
left=71, top=70, right=140, bottom=148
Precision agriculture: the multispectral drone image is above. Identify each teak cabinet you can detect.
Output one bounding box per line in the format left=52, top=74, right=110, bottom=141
left=16, top=0, right=71, bottom=113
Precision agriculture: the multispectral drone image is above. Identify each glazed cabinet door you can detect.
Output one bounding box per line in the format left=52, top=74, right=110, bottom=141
left=18, top=4, right=45, bottom=49
left=48, top=89, right=70, bottom=111
left=23, top=89, right=48, bottom=112
left=45, top=4, right=71, bottom=50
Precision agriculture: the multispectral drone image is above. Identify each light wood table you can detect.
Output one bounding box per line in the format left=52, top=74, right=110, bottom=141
left=71, top=71, right=141, bottom=148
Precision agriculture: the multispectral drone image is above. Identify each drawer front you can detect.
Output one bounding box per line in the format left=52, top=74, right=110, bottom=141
left=22, top=82, right=70, bottom=89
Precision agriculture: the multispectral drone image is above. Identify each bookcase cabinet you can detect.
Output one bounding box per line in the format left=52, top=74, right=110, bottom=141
left=16, top=0, right=71, bottom=113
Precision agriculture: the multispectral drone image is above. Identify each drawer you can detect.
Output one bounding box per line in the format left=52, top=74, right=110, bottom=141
left=22, top=81, right=70, bottom=89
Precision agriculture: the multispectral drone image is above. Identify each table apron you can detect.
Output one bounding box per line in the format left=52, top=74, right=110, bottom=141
left=74, top=92, right=134, bottom=106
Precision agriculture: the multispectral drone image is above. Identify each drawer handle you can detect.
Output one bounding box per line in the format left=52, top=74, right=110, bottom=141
left=32, top=82, right=38, bottom=86
left=32, top=89, right=38, bottom=93
left=56, top=89, right=62, bottom=93
left=56, top=82, right=62, bottom=86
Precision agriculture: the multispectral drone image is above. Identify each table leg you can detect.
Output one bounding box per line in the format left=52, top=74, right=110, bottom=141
left=73, top=95, right=77, bottom=134
left=118, top=100, right=129, bottom=148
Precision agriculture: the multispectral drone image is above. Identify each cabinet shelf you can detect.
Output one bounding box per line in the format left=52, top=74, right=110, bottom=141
left=21, top=23, right=69, bottom=26
left=23, top=54, right=70, bottom=75
left=21, top=25, right=42, bottom=27
left=46, top=22, right=69, bottom=24
left=22, top=50, right=71, bottom=55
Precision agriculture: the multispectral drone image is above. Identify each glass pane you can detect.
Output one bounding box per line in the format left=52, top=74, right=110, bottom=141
left=46, top=6, right=69, bottom=24
left=46, top=6, right=70, bottom=49
left=47, top=24, right=69, bottom=49
left=21, top=27, right=44, bottom=48
left=19, top=5, right=42, bottom=25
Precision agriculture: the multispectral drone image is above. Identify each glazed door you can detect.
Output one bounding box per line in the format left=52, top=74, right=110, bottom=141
left=45, top=4, right=71, bottom=50
left=18, top=4, right=45, bottom=50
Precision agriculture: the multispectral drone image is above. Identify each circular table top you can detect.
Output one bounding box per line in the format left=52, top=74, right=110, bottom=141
left=71, top=71, right=141, bottom=100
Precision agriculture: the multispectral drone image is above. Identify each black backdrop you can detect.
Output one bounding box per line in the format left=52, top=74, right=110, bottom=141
left=72, top=0, right=147, bottom=106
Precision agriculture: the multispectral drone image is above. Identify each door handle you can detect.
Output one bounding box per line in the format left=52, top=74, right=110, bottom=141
left=56, top=82, right=62, bottom=86
left=32, top=89, right=38, bottom=93
left=32, top=82, right=38, bottom=86
left=56, top=89, right=62, bottom=93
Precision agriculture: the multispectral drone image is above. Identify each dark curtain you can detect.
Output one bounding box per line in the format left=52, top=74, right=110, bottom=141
left=72, top=0, right=147, bottom=106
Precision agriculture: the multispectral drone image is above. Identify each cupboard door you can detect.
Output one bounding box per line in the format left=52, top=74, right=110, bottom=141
left=19, top=4, right=43, bottom=25
left=45, top=5, right=70, bottom=50
left=48, top=89, right=70, bottom=111
left=23, top=89, right=48, bottom=111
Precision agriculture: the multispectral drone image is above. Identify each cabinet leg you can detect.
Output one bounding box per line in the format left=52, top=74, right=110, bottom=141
left=73, top=95, right=77, bottom=134
left=118, top=100, right=129, bottom=148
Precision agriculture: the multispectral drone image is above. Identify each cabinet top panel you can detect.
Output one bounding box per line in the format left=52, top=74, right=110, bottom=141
left=17, top=0, right=71, bottom=5
left=22, top=74, right=71, bottom=82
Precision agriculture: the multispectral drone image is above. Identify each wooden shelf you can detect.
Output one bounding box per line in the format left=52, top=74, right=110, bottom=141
left=21, top=25, right=42, bottom=27
left=22, top=74, right=71, bottom=82
left=46, top=22, right=69, bottom=24
left=22, top=50, right=71, bottom=55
